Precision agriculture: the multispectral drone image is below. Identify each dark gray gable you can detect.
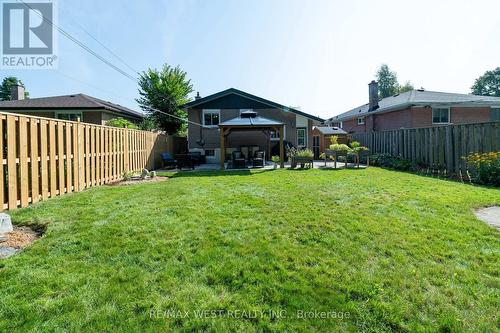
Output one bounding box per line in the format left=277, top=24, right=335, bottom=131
left=182, top=88, right=324, bottom=122
left=188, top=93, right=273, bottom=109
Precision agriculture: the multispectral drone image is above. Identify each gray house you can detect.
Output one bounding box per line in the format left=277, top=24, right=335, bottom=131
left=183, top=88, right=323, bottom=164
left=0, top=85, right=143, bottom=125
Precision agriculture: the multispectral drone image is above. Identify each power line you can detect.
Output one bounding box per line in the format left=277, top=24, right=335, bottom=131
left=16, top=0, right=137, bottom=82
left=53, top=70, right=208, bottom=129
left=17, top=0, right=208, bottom=128
left=70, top=21, right=140, bottom=75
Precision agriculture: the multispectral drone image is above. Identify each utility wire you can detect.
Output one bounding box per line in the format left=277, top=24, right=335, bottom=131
left=16, top=0, right=137, bottom=82
left=70, top=20, right=140, bottom=75
left=17, top=0, right=209, bottom=128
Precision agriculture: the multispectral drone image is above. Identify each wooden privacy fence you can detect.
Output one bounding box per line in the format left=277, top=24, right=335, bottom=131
left=352, top=122, right=500, bottom=174
left=1, top=112, right=169, bottom=211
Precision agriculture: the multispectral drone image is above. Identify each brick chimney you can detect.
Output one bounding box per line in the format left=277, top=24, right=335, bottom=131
left=11, top=84, right=25, bottom=101
left=368, top=80, right=378, bottom=111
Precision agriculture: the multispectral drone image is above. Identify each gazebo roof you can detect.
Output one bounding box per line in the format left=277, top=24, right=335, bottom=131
left=219, top=113, right=284, bottom=127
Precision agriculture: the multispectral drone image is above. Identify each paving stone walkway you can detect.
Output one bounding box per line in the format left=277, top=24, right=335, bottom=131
left=474, top=206, right=500, bottom=230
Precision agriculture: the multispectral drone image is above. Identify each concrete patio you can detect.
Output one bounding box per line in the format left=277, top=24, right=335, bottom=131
left=158, top=160, right=367, bottom=173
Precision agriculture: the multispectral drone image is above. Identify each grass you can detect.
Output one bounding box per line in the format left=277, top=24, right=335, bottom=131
left=0, top=168, right=499, bottom=332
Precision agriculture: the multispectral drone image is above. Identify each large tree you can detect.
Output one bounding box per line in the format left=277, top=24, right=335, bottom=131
left=0, top=77, right=29, bottom=100
left=136, top=65, right=193, bottom=135
left=471, top=67, right=500, bottom=97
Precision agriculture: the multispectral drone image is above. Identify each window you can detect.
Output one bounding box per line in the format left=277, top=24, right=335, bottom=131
left=432, top=108, right=450, bottom=124
left=203, top=109, right=220, bottom=126
left=357, top=117, right=365, bottom=125
left=270, top=126, right=285, bottom=140
left=56, top=112, right=83, bottom=121
left=339, top=121, right=343, bottom=128
left=297, top=128, right=306, bottom=147
left=205, top=149, right=215, bottom=156
left=492, top=108, right=500, bottom=122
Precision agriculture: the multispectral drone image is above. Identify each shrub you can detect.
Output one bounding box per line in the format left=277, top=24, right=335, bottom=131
left=271, top=155, right=281, bottom=164
left=106, top=117, right=138, bottom=129
left=466, top=152, right=500, bottom=186
left=295, top=149, right=314, bottom=158
left=370, top=153, right=413, bottom=171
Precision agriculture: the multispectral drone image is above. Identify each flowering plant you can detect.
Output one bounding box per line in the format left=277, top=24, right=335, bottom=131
left=466, top=151, right=500, bottom=186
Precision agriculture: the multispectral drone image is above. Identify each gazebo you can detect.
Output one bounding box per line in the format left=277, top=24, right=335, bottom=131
left=218, top=111, right=285, bottom=170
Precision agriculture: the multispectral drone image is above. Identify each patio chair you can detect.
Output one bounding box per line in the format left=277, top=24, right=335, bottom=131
left=252, top=150, right=265, bottom=168
left=188, top=151, right=205, bottom=166
left=231, top=151, right=246, bottom=169
left=174, top=154, right=195, bottom=170
left=160, top=152, right=177, bottom=168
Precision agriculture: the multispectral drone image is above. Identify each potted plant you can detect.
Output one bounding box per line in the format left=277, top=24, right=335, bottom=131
left=349, top=141, right=369, bottom=168
left=326, top=135, right=351, bottom=168
left=271, top=155, right=281, bottom=169
left=292, top=149, right=314, bottom=168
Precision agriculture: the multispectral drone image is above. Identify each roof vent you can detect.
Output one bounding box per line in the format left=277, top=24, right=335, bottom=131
left=417, top=87, right=425, bottom=92
left=240, top=110, right=257, bottom=118
left=393, top=93, right=399, bottom=97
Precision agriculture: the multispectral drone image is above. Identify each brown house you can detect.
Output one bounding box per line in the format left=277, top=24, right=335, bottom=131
left=183, top=88, right=323, bottom=164
left=0, top=86, right=143, bottom=125
left=326, top=81, right=500, bottom=133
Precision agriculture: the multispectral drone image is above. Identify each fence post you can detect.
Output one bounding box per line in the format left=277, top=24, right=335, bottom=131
left=6, top=115, right=17, bottom=210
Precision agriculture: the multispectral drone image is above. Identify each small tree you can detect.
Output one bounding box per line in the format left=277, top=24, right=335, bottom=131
left=136, top=64, right=193, bottom=135
left=0, top=77, right=29, bottom=100
left=106, top=117, right=138, bottom=129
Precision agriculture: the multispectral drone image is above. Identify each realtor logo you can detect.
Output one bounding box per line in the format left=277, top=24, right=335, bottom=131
left=1, top=0, right=58, bottom=68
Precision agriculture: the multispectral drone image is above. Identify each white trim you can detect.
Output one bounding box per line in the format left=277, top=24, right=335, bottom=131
left=202, top=109, right=220, bottom=127
left=297, top=128, right=307, bottom=147
left=432, top=107, right=450, bottom=124
left=357, top=117, right=365, bottom=125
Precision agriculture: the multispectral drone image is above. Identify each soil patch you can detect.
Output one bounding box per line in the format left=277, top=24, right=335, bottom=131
left=0, top=226, right=42, bottom=259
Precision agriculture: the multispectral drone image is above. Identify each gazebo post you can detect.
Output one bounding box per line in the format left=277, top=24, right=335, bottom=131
left=279, top=125, right=284, bottom=168
left=220, top=126, right=225, bottom=170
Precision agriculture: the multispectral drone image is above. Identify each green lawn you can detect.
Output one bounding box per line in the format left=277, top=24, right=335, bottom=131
left=0, top=168, right=499, bottom=332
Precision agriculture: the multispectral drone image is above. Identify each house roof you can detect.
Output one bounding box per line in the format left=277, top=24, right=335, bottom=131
left=182, top=88, right=324, bottom=122
left=313, top=126, right=347, bottom=135
left=327, top=90, right=500, bottom=123
left=0, top=93, right=144, bottom=118
left=219, top=114, right=283, bottom=127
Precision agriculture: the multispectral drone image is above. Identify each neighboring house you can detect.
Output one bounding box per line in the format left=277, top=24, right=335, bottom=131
left=326, top=81, right=500, bottom=134
left=0, top=85, right=143, bottom=125
left=311, top=126, right=348, bottom=158
left=182, top=88, right=323, bottom=163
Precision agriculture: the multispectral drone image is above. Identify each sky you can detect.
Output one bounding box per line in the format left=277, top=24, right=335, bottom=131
left=2, top=0, right=500, bottom=119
